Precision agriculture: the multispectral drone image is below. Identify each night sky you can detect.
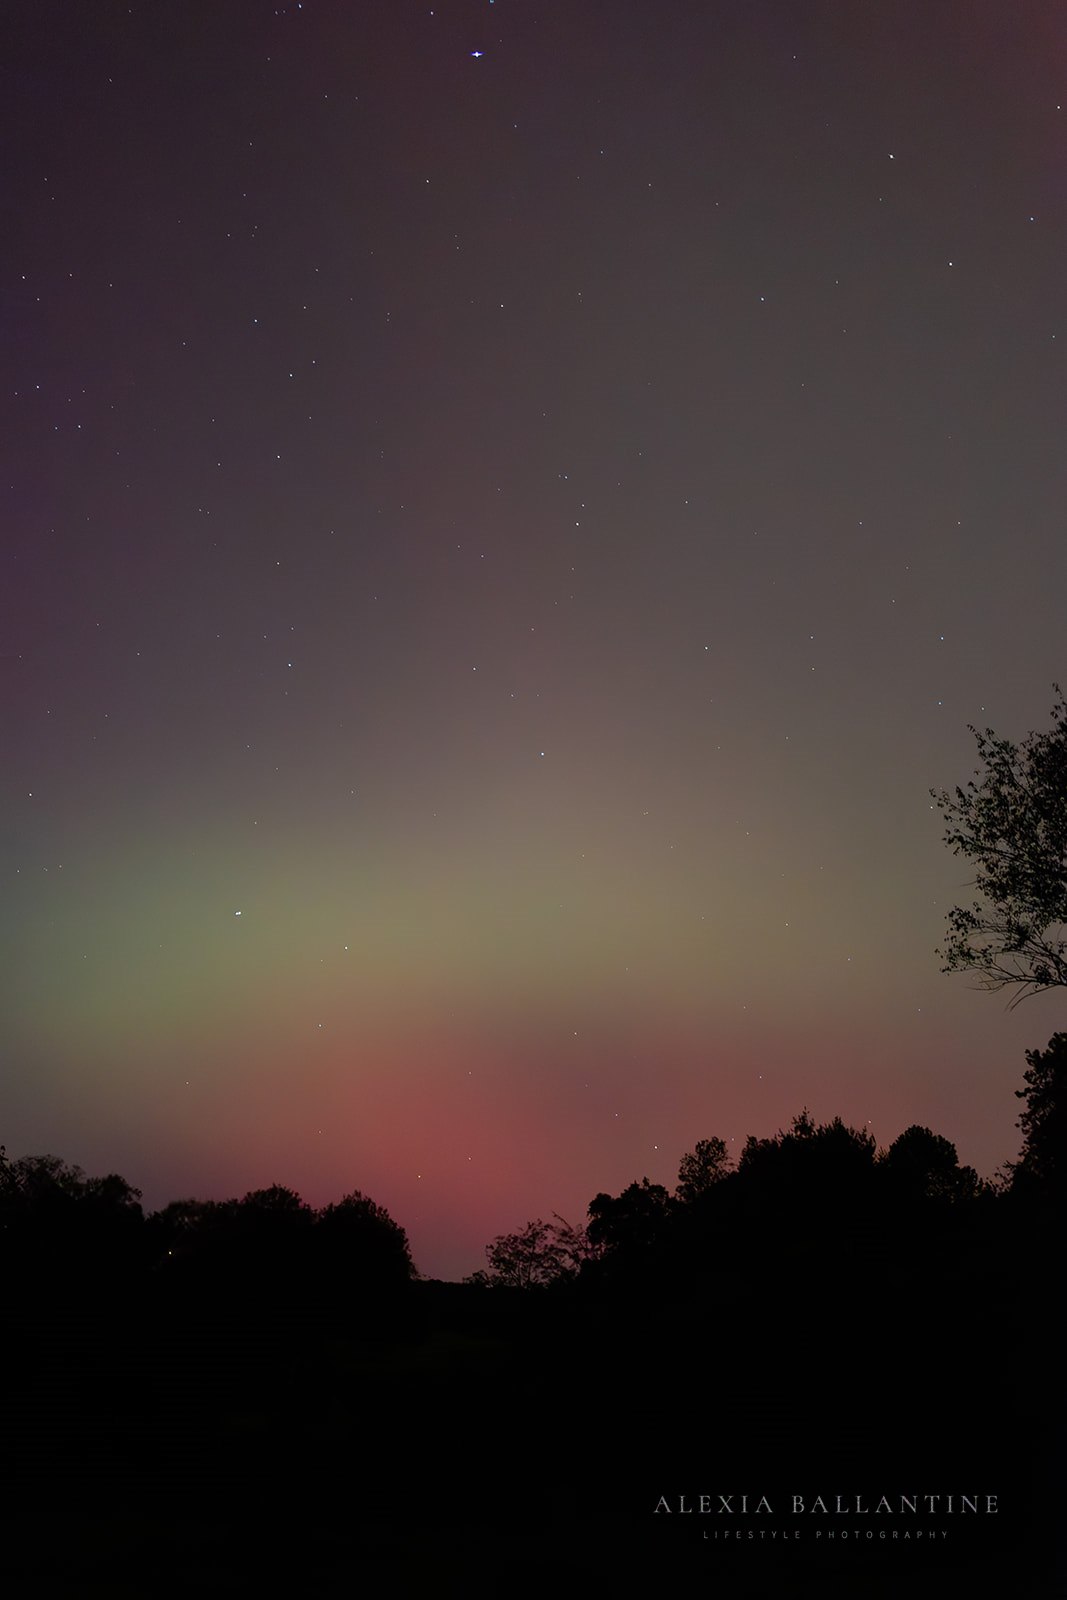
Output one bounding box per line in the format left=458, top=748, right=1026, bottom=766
left=4, top=1, right=1064, bottom=1281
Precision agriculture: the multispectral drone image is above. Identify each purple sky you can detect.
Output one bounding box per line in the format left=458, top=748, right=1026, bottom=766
left=3, top=0, right=1065, bottom=1278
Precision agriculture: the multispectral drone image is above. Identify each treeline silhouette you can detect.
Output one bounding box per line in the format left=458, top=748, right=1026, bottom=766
left=470, top=1114, right=996, bottom=1295
left=3, top=1034, right=1061, bottom=1302
left=0, top=1036, right=1062, bottom=1593
left=0, top=1156, right=414, bottom=1307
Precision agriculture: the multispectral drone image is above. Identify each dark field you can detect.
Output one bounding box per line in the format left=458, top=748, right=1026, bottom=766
left=3, top=1211, right=1060, bottom=1596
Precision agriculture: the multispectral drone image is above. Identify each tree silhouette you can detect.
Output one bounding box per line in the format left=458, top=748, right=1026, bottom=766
left=316, top=1189, right=415, bottom=1286
left=880, top=1125, right=981, bottom=1203
left=233, top=1184, right=315, bottom=1261
left=932, top=689, right=1067, bottom=1006
left=1010, top=1033, right=1067, bottom=1204
left=587, top=1178, right=672, bottom=1256
left=5, top=1152, right=88, bottom=1206
left=737, top=1112, right=877, bottom=1206
left=675, top=1136, right=731, bottom=1203
left=148, top=1183, right=416, bottom=1295
left=0, top=1152, right=145, bottom=1287
left=474, top=1214, right=597, bottom=1288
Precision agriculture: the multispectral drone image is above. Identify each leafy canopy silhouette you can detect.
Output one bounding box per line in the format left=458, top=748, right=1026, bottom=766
left=1010, top=1032, right=1067, bottom=1203
left=932, top=688, right=1067, bottom=1006
left=469, top=1214, right=598, bottom=1289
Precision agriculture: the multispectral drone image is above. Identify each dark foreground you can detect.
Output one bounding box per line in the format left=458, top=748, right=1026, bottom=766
left=3, top=1225, right=1062, bottom=1597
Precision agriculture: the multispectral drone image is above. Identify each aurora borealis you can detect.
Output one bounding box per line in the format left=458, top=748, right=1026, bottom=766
left=4, top=0, right=1065, bottom=1278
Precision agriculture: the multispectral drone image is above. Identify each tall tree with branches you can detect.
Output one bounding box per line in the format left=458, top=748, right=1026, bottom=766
left=932, top=689, right=1067, bottom=1007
